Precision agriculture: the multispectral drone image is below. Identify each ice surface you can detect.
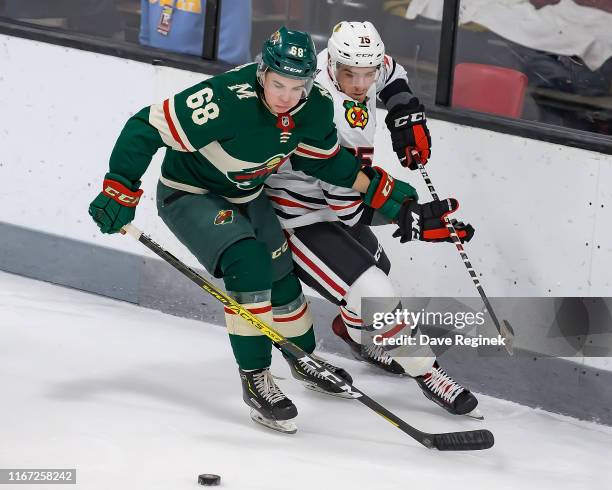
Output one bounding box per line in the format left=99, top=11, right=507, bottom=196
left=1, top=271, right=610, bottom=489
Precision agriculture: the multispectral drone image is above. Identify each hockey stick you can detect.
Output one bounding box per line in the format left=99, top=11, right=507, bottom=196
left=121, top=223, right=494, bottom=451
left=409, top=150, right=515, bottom=355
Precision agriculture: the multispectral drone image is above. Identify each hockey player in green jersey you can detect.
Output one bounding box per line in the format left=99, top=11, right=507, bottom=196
left=88, top=27, right=435, bottom=434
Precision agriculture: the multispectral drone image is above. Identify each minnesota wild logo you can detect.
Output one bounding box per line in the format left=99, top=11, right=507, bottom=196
left=270, top=30, right=281, bottom=45
left=214, top=209, right=234, bottom=225
left=227, top=154, right=289, bottom=190
left=343, top=100, right=369, bottom=129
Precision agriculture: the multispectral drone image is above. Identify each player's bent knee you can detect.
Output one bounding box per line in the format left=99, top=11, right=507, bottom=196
left=219, top=238, right=272, bottom=293
left=344, top=265, right=399, bottom=317
left=271, top=271, right=302, bottom=307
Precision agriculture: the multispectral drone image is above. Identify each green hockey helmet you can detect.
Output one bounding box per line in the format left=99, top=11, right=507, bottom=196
left=257, top=27, right=317, bottom=96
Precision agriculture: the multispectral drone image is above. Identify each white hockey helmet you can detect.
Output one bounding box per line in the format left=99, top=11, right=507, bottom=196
left=327, top=21, right=385, bottom=84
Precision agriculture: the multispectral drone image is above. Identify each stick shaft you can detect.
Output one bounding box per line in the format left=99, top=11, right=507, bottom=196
left=411, top=154, right=514, bottom=354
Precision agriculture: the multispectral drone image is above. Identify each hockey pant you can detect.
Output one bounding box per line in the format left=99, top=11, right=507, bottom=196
left=288, top=221, right=435, bottom=376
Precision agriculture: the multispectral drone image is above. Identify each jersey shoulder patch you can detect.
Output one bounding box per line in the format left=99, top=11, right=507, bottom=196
left=315, top=82, right=333, bottom=101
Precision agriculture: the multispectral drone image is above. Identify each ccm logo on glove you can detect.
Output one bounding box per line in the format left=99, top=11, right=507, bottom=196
left=89, top=173, right=143, bottom=234
left=385, top=98, right=431, bottom=169
left=393, top=198, right=475, bottom=244
left=410, top=210, right=420, bottom=240
left=381, top=177, right=394, bottom=198
left=102, top=179, right=143, bottom=207
left=394, top=111, right=425, bottom=128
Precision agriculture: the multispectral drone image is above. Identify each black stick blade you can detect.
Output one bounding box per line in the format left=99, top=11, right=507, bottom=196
left=433, top=430, right=495, bottom=451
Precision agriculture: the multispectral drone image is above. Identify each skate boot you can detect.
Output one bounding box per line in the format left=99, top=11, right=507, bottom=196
left=332, top=315, right=405, bottom=375
left=414, top=361, right=483, bottom=419
left=239, top=368, right=298, bottom=433
left=285, top=352, right=354, bottom=398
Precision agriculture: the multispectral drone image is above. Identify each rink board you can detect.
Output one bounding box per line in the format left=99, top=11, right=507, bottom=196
left=1, top=35, right=612, bottom=424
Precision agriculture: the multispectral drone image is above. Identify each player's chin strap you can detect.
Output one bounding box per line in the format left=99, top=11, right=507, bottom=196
left=408, top=150, right=515, bottom=355
left=120, top=222, right=494, bottom=451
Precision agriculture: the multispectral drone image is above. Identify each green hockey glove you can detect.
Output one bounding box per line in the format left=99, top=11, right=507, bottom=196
left=88, top=173, right=143, bottom=234
left=362, top=165, right=418, bottom=220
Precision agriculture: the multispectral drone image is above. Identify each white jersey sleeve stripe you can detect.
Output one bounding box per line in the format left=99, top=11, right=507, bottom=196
left=149, top=104, right=183, bottom=150
left=163, top=97, right=196, bottom=152
left=295, top=142, right=340, bottom=159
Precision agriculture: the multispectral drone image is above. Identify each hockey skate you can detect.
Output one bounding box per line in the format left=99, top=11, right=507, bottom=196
left=285, top=352, right=354, bottom=398
left=332, top=315, right=405, bottom=375
left=239, top=368, right=298, bottom=434
left=414, top=362, right=483, bottom=419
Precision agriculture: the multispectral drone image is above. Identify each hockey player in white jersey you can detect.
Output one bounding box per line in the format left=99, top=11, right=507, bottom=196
left=266, top=21, right=481, bottom=418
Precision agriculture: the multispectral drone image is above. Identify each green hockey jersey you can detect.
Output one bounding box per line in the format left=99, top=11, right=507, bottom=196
left=109, top=63, right=361, bottom=203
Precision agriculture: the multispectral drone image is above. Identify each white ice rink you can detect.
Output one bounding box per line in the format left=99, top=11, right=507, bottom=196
left=1, top=270, right=610, bottom=490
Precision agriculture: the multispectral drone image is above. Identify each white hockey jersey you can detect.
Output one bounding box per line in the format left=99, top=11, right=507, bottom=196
left=265, top=49, right=410, bottom=229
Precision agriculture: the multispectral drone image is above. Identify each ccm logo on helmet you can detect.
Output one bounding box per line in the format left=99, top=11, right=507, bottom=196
left=394, top=112, right=425, bottom=128
left=284, top=66, right=303, bottom=73
left=355, top=53, right=374, bottom=57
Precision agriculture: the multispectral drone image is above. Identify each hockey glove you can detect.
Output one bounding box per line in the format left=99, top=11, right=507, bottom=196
left=384, top=98, right=431, bottom=170
left=362, top=165, right=418, bottom=221
left=88, top=173, right=143, bottom=234
left=393, top=198, right=475, bottom=244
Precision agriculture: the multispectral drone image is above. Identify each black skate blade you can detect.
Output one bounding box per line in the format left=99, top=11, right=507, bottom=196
left=303, top=382, right=356, bottom=399
left=349, top=351, right=406, bottom=377
left=433, top=429, right=494, bottom=451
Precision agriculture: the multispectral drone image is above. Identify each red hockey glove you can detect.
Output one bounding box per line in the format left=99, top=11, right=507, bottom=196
left=393, top=198, right=475, bottom=244
left=384, top=98, right=431, bottom=170
left=88, top=173, right=143, bottom=234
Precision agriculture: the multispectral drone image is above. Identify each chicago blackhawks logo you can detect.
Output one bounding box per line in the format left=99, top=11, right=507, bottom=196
left=227, top=155, right=289, bottom=190
left=214, top=209, right=234, bottom=225
left=343, top=100, right=369, bottom=129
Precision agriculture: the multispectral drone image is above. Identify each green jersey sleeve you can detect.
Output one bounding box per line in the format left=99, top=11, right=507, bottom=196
left=108, top=80, right=234, bottom=183
left=109, top=106, right=165, bottom=183
left=291, top=86, right=361, bottom=188
left=292, top=136, right=361, bottom=188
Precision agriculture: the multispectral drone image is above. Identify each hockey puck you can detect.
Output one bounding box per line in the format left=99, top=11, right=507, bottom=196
left=198, top=474, right=221, bottom=486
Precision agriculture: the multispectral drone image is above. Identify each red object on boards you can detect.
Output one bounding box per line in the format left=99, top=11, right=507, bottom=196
left=452, top=63, right=528, bottom=118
